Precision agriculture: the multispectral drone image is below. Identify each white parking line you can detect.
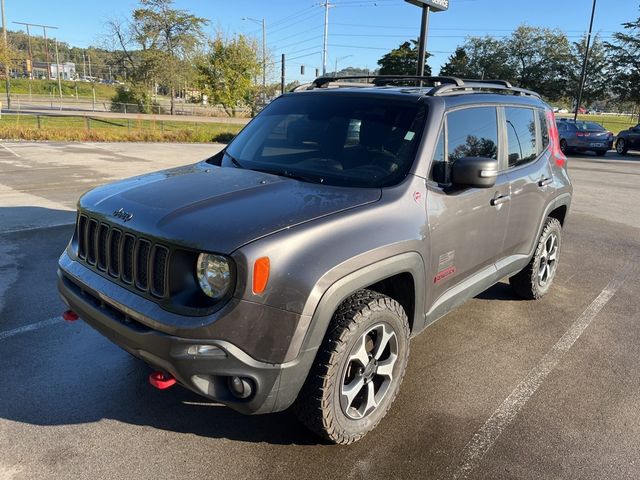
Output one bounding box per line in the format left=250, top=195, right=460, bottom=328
left=450, top=260, right=634, bottom=480
left=0, top=143, right=21, bottom=157
left=0, top=316, right=62, bottom=341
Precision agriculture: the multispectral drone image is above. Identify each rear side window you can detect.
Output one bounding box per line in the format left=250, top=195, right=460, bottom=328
left=505, top=107, right=537, bottom=168
left=538, top=109, right=549, bottom=152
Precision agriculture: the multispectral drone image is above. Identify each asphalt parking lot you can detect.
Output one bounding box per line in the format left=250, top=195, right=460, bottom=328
left=1, top=142, right=639, bottom=480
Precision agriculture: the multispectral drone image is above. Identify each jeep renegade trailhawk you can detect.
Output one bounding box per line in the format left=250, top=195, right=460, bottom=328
left=58, top=76, right=572, bottom=444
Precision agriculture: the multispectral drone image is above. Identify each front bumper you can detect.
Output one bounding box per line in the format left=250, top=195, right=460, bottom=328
left=57, top=255, right=316, bottom=415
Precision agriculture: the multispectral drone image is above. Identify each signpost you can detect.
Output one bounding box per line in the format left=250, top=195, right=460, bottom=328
left=405, top=0, right=449, bottom=76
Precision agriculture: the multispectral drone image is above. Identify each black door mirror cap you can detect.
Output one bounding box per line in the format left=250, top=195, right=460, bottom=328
left=451, top=156, right=499, bottom=189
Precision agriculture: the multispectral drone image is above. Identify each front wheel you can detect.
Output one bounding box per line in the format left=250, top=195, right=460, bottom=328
left=616, top=138, right=628, bottom=155
left=293, top=290, right=410, bottom=444
left=509, top=217, right=562, bottom=300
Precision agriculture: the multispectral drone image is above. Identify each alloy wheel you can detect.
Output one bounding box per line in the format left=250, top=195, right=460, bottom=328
left=538, top=232, right=559, bottom=286
left=340, top=323, right=398, bottom=420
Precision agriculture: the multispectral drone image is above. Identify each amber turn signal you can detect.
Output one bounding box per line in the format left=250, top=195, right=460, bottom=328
left=253, top=257, right=270, bottom=294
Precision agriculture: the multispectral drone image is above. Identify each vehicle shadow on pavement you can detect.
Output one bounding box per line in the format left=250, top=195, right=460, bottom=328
left=474, top=281, right=524, bottom=301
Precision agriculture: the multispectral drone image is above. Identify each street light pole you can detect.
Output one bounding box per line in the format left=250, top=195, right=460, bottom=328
left=243, top=17, right=267, bottom=95
left=574, top=0, right=597, bottom=121
left=1, top=0, right=11, bottom=109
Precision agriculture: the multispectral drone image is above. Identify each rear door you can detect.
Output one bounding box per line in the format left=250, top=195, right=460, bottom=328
left=629, top=124, right=640, bottom=149
left=503, top=106, right=554, bottom=258
left=426, top=106, right=511, bottom=308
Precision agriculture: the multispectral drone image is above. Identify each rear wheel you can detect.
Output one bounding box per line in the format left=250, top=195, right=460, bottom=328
left=616, top=138, right=628, bottom=155
left=559, top=139, right=569, bottom=154
left=294, top=290, right=410, bottom=444
left=510, top=217, right=562, bottom=300
left=595, top=149, right=607, bottom=157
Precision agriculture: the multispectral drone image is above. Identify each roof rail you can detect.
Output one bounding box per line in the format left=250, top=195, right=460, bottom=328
left=298, top=75, right=542, bottom=99
left=428, top=81, right=541, bottom=99
left=310, top=75, right=464, bottom=88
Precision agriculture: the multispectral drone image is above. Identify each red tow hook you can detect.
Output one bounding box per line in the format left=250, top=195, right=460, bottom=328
left=149, top=371, right=176, bottom=390
left=62, top=310, right=79, bottom=322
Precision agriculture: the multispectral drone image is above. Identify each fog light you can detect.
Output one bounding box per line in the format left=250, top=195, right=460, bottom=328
left=187, top=345, right=227, bottom=358
left=228, top=376, right=253, bottom=399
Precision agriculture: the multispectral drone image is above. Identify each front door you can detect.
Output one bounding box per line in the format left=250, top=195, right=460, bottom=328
left=425, top=106, right=511, bottom=311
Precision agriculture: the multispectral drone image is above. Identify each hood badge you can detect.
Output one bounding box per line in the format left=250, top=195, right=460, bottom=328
left=113, top=208, right=134, bottom=222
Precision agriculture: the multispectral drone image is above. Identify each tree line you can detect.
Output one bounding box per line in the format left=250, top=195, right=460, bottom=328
left=378, top=15, right=640, bottom=114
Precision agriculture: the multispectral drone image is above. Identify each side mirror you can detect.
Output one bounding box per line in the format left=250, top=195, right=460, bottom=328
left=451, top=157, right=499, bottom=189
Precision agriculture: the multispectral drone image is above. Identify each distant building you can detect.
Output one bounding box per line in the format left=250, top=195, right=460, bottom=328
left=31, top=61, right=76, bottom=80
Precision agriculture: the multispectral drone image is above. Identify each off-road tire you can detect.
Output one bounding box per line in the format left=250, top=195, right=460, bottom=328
left=616, top=138, right=628, bottom=155
left=509, top=217, right=562, bottom=300
left=293, top=289, right=410, bottom=445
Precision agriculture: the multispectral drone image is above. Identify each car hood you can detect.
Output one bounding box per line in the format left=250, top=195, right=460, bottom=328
left=79, top=162, right=381, bottom=253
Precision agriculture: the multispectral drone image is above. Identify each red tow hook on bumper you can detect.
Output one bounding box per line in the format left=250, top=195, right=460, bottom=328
left=149, top=371, right=177, bottom=390
left=62, top=310, right=79, bottom=322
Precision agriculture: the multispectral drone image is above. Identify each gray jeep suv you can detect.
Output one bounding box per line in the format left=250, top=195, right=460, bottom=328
left=58, top=76, right=572, bottom=444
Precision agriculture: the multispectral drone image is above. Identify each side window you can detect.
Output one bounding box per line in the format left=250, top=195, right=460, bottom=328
left=431, top=127, right=446, bottom=183
left=538, top=109, right=549, bottom=152
left=505, top=107, right=537, bottom=168
left=430, top=107, right=498, bottom=184
left=447, top=107, right=498, bottom=162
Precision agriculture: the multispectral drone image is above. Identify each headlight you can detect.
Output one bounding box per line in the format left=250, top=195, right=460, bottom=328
left=196, top=253, right=231, bottom=299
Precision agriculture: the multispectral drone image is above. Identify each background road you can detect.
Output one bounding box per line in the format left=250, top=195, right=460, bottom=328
left=1, top=143, right=639, bottom=479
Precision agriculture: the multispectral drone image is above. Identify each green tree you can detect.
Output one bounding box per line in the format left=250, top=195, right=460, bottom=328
left=108, top=0, right=207, bottom=114
left=606, top=10, right=640, bottom=119
left=377, top=40, right=431, bottom=76
left=506, top=26, right=572, bottom=101
left=439, top=47, right=469, bottom=77
left=196, top=34, right=261, bottom=116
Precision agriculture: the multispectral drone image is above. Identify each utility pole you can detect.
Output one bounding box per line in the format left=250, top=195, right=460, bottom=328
left=1, top=0, right=11, bottom=109
left=54, top=38, right=62, bottom=108
left=82, top=52, right=86, bottom=78
left=322, top=1, right=332, bottom=75
left=243, top=17, right=267, bottom=94
left=281, top=53, right=285, bottom=95
left=574, top=0, right=597, bottom=121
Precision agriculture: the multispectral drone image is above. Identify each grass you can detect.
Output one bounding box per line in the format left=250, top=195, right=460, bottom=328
left=556, top=114, right=638, bottom=135
left=0, top=78, right=117, bottom=100
left=0, top=114, right=242, bottom=143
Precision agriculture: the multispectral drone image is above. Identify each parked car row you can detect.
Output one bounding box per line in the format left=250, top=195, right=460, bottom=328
left=556, top=118, right=640, bottom=157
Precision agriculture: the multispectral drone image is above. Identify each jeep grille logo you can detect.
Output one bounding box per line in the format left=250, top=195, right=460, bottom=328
left=113, top=208, right=134, bottom=222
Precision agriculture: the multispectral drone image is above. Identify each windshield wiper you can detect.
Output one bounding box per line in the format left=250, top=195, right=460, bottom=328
left=225, top=152, right=244, bottom=169
left=253, top=167, right=325, bottom=184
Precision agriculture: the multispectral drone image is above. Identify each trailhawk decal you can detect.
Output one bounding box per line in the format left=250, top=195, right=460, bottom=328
left=434, top=250, right=457, bottom=284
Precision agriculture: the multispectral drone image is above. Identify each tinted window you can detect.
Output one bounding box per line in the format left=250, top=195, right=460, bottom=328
left=538, top=109, right=549, bottom=152
left=430, top=128, right=446, bottom=183
left=430, top=107, right=498, bottom=184
left=505, top=107, right=537, bottom=167
left=447, top=107, right=498, bottom=162
left=224, top=94, right=426, bottom=188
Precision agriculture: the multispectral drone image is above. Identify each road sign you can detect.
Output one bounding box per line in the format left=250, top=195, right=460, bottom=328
left=405, top=0, right=449, bottom=12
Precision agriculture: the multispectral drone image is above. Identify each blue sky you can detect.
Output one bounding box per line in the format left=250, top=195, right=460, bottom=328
left=5, top=0, right=639, bottom=84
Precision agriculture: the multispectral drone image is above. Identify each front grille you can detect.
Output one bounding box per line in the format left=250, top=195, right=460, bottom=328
left=76, top=214, right=170, bottom=298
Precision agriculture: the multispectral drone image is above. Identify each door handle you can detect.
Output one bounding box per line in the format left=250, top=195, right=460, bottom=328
left=490, top=194, right=511, bottom=206
left=538, top=177, right=553, bottom=187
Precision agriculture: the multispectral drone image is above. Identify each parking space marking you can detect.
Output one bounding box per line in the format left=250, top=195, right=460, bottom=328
left=0, top=143, right=21, bottom=157
left=450, top=260, right=634, bottom=480
left=0, top=316, right=61, bottom=341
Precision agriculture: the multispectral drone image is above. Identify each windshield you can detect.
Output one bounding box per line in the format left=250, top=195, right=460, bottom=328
left=223, top=93, right=427, bottom=188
